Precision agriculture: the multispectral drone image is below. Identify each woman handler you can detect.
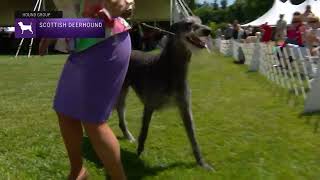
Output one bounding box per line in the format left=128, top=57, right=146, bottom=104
left=39, top=0, right=133, bottom=179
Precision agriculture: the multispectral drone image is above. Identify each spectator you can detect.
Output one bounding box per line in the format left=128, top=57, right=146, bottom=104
left=215, top=28, right=222, bottom=38
left=237, top=26, right=245, bottom=40
left=305, top=15, right=320, bottom=55
left=232, top=20, right=240, bottom=39
left=285, top=13, right=305, bottom=46
left=275, top=14, right=287, bottom=42
left=260, top=22, right=272, bottom=42
left=302, top=5, right=314, bottom=22
left=243, top=26, right=250, bottom=37
left=224, top=24, right=234, bottom=40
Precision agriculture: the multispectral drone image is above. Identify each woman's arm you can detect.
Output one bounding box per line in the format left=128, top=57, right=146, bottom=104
left=39, top=38, right=55, bottom=56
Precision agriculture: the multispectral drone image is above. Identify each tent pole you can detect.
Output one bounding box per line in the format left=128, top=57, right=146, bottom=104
left=177, top=0, right=190, bottom=18
left=15, top=0, right=41, bottom=58
left=180, top=0, right=194, bottom=16
left=15, top=39, right=25, bottom=58
left=28, top=0, right=43, bottom=58
left=42, top=0, right=46, bottom=11
left=170, top=0, right=173, bottom=25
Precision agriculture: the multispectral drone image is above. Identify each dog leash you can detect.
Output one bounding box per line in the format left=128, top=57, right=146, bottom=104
left=141, top=22, right=213, bottom=54
left=141, top=23, right=176, bottom=35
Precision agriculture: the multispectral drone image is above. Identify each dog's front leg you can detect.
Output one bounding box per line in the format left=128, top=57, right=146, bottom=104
left=177, top=88, right=214, bottom=171
left=116, top=86, right=135, bottom=142
left=137, top=107, right=154, bottom=156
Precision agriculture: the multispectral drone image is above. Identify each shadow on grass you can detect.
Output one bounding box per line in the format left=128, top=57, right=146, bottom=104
left=82, top=137, right=194, bottom=180
left=244, top=70, right=303, bottom=107
left=300, top=112, right=320, bottom=133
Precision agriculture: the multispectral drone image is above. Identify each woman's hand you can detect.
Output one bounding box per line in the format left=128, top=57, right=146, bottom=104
left=104, top=0, right=129, bottom=17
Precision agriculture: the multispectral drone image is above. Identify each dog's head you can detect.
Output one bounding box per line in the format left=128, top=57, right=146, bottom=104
left=18, top=22, right=23, bottom=26
left=169, top=16, right=212, bottom=51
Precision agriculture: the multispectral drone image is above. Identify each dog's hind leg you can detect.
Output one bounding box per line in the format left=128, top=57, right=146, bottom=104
left=137, top=107, right=154, bottom=156
left=177, top=89, right=214, bottom=171
left=116, top=86, right=135, bottom=142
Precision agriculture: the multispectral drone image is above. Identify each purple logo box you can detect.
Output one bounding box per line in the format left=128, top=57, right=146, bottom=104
left=15, top=18, right=105, bottom=38
left=15, top=18, right=37, bottom=38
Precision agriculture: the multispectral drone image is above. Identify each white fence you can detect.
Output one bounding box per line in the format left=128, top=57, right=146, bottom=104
left=215, top=39, right=320, bottom=113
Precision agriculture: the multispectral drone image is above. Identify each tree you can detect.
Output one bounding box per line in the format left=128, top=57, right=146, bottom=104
left=213, top=0, right=219, bottom=10
left=194, top=0, right=273, bottom=25
left=186, top=0, right=196, bottom=10
left=232, top=0, right=273, bottom=23
left=220, top=0, right=228, bottom=9
left=194, top=6, right=215, bottom=24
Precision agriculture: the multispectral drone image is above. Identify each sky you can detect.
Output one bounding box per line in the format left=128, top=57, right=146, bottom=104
left=197, top=0, right=236, bottom=5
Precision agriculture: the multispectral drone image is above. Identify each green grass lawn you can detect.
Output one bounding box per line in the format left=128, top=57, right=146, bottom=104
left=1, top=52, right=320, bottom=180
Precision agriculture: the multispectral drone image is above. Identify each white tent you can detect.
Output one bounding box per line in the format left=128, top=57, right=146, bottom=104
left=243, top=0, right=320, bottom=26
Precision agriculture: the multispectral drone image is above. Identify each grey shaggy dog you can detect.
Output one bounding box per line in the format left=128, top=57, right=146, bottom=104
left=116, top=16, right=213, bottom=170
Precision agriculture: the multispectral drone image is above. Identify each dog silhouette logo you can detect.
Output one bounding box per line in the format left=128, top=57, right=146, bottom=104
left=17, top=21, right=33, bottom=34
left=15, top=19, right=36, bottom=38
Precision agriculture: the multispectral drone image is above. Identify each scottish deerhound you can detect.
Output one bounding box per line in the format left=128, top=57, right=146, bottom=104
left=116, top=17, right=213, bottom=170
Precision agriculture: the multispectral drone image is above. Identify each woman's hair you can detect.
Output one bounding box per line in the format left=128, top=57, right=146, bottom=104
left=307, top=15, right=320, bottom=23
left=291, top=12, right=302, bottom=23
left=293, top=11, right=301, bottom=16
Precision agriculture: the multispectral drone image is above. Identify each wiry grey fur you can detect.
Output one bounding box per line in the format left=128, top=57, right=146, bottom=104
left=116, top=17, right=213, bottom=170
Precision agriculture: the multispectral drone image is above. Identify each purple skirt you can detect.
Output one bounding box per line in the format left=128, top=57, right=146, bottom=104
left=53, top=32, right=131, bottom=123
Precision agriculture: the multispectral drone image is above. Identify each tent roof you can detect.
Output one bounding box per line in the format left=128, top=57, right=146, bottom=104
left=243, top=0, right=320, bottom=26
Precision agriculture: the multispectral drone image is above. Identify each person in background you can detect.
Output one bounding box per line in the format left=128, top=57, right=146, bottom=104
left=275, top=14, right=287, bottom=42
left=245, top=25, right=253, bottom=36
left=224, top=24, right=234, bottom=40
left=215, top=28, right=222, bottom=38
left=260, top=22, right=272, bottom=43
left=232, top=20, right=240, bottom=39
left=237, top=26, right=245, bottom=41
left=302, top=5, right=314, bottom=22
left=285, top=12, right=306, bottom=47
left=305, top=15, right=320, bottom=55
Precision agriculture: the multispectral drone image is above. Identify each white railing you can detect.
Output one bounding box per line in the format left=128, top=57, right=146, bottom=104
left=216, top=39, right=320, bottom=113
left=219, top=40, right=232, bottom=56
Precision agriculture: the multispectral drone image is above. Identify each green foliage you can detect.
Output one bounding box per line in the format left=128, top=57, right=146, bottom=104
left=194, top=0, right=273, bottom=25
left=195, top=7, right=227, bottom=25
left=220, top=0, right=228, bottom=9
left=186, top=0, right=196, bottom=10
left=233, top=0, right=273, bottom=23
left=213, top=0, right=219, bottom=10
left=208, top=21, right=228, bottom=37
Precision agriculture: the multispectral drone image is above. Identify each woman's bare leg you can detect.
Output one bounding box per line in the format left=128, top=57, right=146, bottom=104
left=57, top=113, right=88, bottom=180
left=83, top=122, right=126, bottom=180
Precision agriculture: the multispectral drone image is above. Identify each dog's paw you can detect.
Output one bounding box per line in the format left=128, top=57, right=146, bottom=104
left=137, top=146, right=144, bottom=156
left=125, top=134, right=136, bottom=143
left=200, top=162, right=215, bottom=171
left=128, top=137, right=136, bottom=143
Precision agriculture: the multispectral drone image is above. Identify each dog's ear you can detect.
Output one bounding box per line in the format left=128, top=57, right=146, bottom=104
left=169, top=23, right=178, bottom=33
left=169, top=21, right=193, bottom=34
left=185, top=16, right=202, bottom=24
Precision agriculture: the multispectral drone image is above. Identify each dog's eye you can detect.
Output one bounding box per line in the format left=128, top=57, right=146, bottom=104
left=192, top=24, right=199, bottom=30
left=186, top=22, right=193, bottom=27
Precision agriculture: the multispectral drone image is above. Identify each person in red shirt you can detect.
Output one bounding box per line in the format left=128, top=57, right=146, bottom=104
left=260, top=22, right=273, bottom=42
left=285, top=12, right=305, bottom=47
